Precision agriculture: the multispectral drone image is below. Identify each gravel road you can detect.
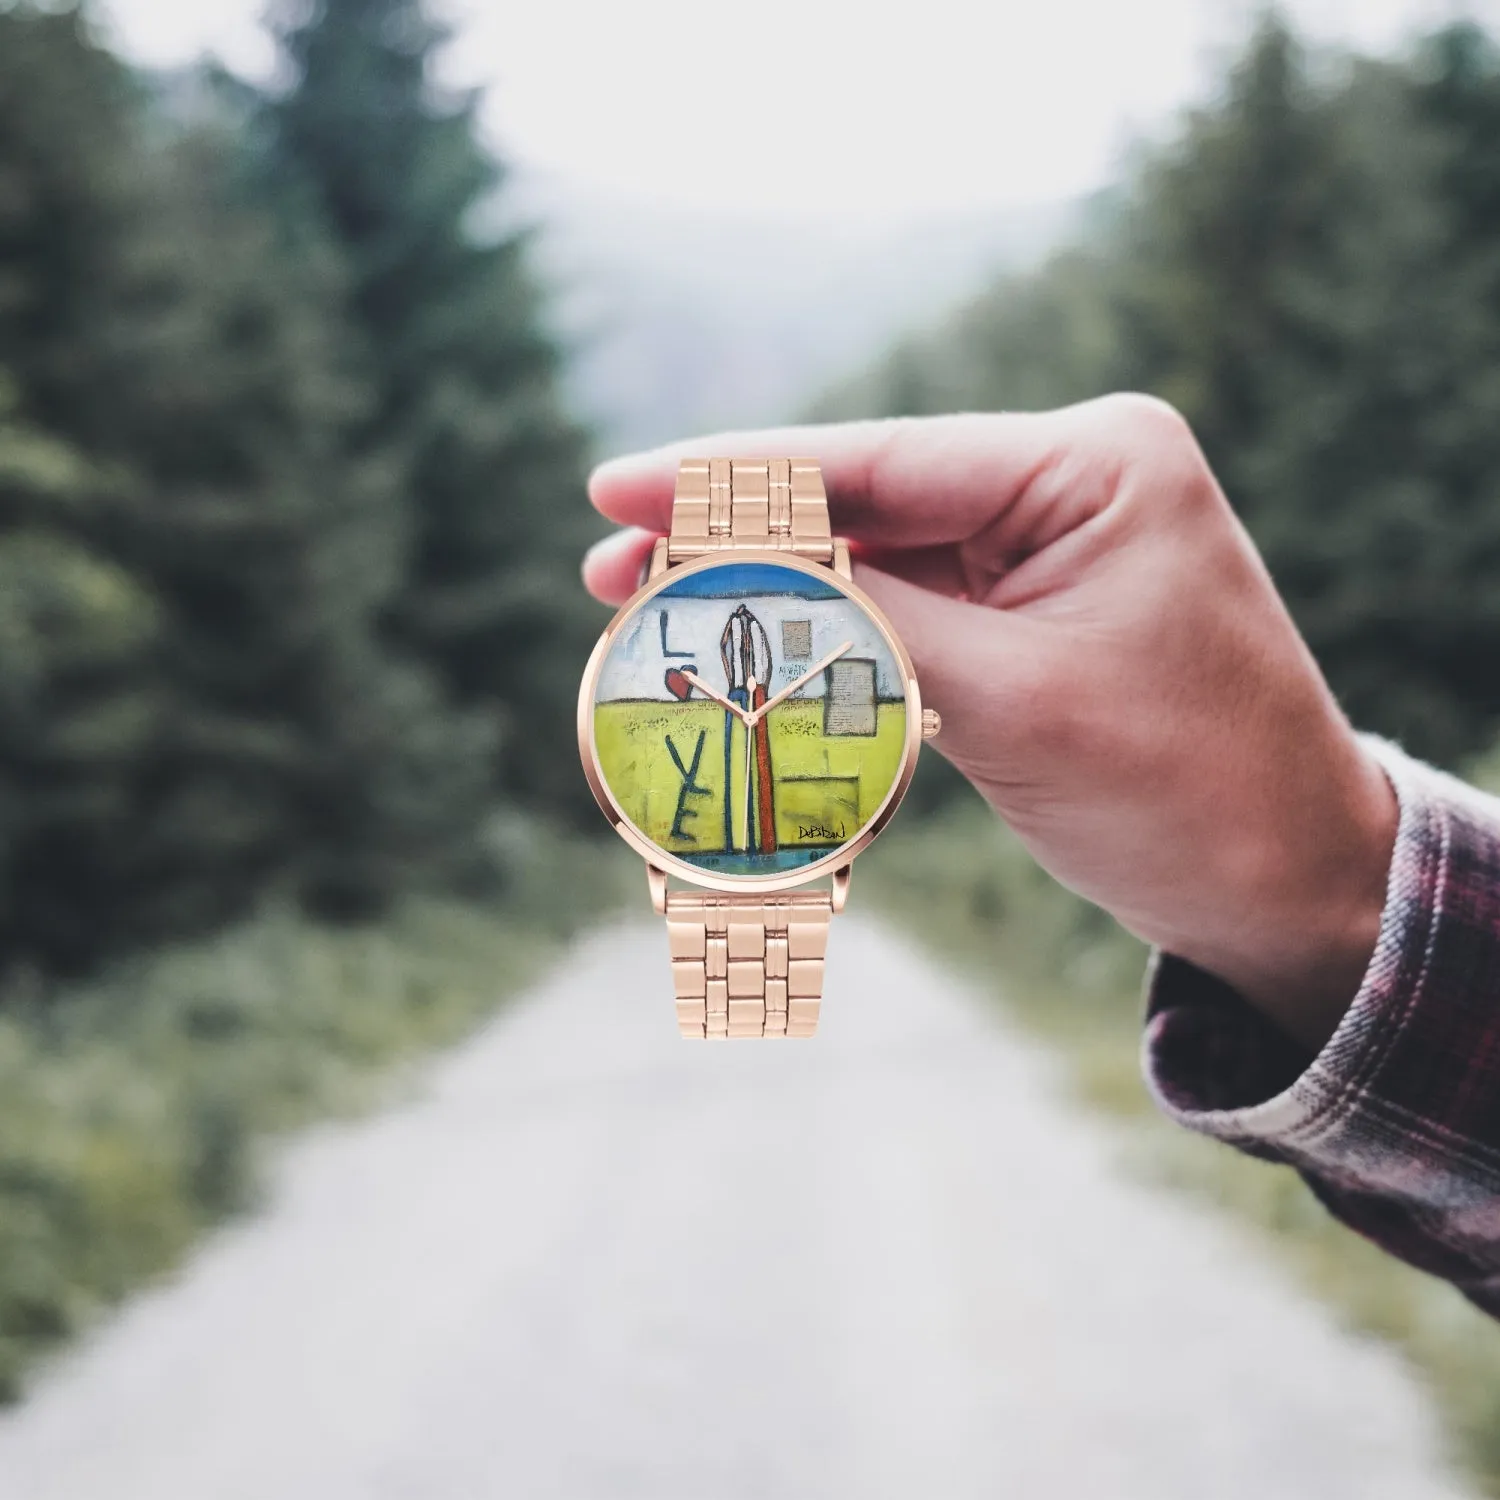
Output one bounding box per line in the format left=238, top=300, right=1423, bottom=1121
left=0, top=919, right=1471, bottom=1500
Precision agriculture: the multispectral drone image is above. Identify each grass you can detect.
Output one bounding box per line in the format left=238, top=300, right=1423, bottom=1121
left=0, top=822, right=637, bottom=1403
left=859, top=798, right=1500, bottom=1497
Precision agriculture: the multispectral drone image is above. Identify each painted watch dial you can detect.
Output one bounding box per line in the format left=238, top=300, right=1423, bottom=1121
left=590, top=558, right=909, bottom=878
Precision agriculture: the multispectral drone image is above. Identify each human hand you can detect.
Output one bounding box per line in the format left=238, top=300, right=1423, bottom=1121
left=583, top=397, right=1398, bottom=1050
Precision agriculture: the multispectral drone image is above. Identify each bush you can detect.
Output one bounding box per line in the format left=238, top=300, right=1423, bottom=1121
left=0, top=826, right=636, bottom=1400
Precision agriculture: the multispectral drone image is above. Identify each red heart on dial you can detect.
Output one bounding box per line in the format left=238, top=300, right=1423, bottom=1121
left=664, top=667, right=695, bottom=701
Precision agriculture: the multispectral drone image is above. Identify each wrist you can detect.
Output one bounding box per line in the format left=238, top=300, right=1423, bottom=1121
left=1177, top=739, right=1398, bottom=1052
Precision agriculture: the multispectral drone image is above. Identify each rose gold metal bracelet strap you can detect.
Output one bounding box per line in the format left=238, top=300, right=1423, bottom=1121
left=667, top=458, right=835, bottom=563
left=668, top=890, right=831, bottom=1038
left=662, top=458, right=836, bottom=1039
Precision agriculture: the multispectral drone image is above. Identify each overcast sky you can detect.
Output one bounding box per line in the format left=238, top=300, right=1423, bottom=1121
left=100, top=0, right=1494, bottom=226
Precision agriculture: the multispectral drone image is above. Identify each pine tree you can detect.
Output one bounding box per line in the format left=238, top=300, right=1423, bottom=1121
left=0, top=373, right=163, bottom=971
left=98, top=120, right=498, bottom=924
left=1111, top=21, right=1500, bottom=763
left=0, top=4, right=497, bottom=971
left=266, top=0, right=599, bottom=818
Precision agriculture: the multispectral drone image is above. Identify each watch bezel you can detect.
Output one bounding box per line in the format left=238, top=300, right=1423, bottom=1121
left=578, top=548, right=923, bottom=893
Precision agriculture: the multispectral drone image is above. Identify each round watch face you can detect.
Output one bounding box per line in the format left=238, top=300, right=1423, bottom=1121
left=585, top=556, right=913, bottom=882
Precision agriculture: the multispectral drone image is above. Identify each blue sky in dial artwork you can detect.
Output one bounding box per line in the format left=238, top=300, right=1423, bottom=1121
left=656, top=563, right=844, bottom=602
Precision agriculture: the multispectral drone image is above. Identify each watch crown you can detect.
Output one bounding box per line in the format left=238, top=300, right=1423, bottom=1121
left=921, top=708, right=942, bottom=740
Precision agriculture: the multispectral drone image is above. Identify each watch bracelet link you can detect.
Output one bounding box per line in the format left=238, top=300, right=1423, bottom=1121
left=663, top=457, right=838, bottom=1039
left=667, top=457, right=833, bottom=563
left=668, top=890, right=831, bottom=1038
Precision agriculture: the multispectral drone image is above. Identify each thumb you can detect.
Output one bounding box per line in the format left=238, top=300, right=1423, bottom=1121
left=855, top=563, right=1055, bottom=781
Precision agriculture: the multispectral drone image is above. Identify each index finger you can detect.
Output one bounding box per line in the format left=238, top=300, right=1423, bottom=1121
left=586, top=405, right=1118, bottom=551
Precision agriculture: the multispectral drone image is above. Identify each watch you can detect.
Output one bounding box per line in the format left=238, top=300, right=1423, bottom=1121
left=578, top=458, right=939, bottom=1037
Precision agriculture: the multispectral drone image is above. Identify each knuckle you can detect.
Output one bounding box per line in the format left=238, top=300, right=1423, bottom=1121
left=1092, top=392, right=1217, bottom=517
left=840, top=416, right=920, bottom=533
left=1096, top=391, right=1195, bottom=449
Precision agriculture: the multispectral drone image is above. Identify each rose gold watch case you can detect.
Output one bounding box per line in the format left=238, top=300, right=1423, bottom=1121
left=578, top=548, right=923, bottom=894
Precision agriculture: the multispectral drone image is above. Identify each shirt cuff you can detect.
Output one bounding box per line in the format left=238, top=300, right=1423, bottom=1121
left=1142, top=738, right=1500, bottom=1211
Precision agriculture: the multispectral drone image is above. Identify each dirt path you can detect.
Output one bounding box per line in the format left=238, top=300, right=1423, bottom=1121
left=0, top=920, right=1470, bottom=1499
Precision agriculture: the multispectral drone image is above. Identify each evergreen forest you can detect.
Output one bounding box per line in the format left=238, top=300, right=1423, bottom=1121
left=0, top=0, right=599, bottom=982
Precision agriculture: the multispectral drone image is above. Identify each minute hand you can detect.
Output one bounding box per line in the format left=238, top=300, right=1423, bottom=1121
left=747, top=642, right=854, bottom=725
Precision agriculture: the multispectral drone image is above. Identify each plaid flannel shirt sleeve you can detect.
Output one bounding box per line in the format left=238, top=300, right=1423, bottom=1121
left=1142, top=739, right=1500, bottom=1318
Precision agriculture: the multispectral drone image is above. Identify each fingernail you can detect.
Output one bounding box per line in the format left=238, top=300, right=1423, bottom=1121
left=587, top=450, right=654, bottom=491
left=587, top=455, right=632, bottom=485
left=582, top=532, right=618, bottom=566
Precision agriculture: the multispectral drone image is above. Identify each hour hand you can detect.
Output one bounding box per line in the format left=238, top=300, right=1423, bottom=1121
left=747, top=642, right=854, bottom=724
left=679, top=670, right=749, bottom=721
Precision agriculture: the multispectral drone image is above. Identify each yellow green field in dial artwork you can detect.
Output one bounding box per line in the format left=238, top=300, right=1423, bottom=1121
left=592, top=561, right=908, bottom=876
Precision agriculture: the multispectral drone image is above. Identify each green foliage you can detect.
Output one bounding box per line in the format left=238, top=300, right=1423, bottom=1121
left=0, top=0, right=611, bottom=977
left=0, top=825, right=636, bottom=1402
left=0, top=361, right=164, bottom=967
left=1113, top=22, right=1500, bottom=766
left=93, top=121, right=499, bottom=927
left=0, top=900, right=537, bottom=1401
left=266, top=0, right=602, bottom=816
left=820, top=15, right=1500, bottom=768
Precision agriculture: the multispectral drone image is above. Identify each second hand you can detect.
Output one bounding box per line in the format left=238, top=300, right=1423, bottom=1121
left=742, top=675, right=755, bottom=853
